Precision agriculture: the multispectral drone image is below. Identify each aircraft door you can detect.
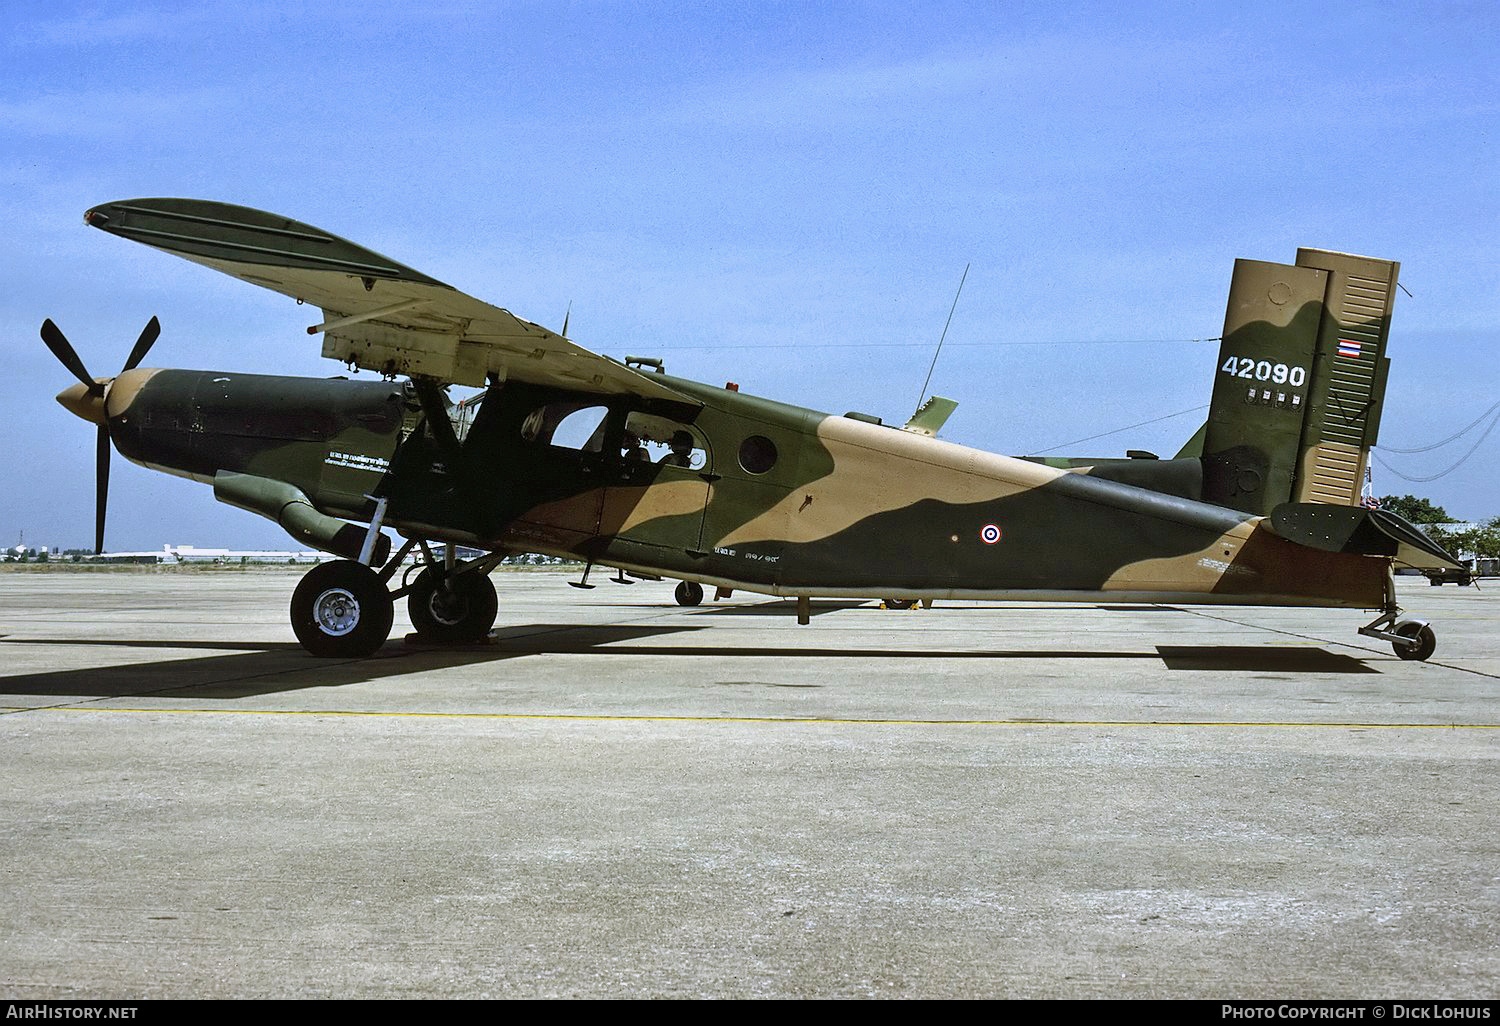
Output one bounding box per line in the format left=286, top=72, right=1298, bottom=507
left=512, top=401, right=612, bottom=544
left=601, top=413, right=711, bottom=553
left=698, top=430, right=792, bottom=583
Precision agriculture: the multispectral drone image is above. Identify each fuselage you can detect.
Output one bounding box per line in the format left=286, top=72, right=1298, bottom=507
left=81, top=366, right=1391, bottom=610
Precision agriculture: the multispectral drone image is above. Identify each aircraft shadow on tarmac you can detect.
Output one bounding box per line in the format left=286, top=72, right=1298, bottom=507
left=0, top=616, right=1378, bottom=702
left=0, top=624, right=703, bottom=700
left=1155, top=646, right=1377, bottom=673
left=622, top=599, right=869, bottom=616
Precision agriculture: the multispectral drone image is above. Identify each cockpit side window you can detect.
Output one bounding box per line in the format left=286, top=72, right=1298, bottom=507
left=521, top=402, right=707, bottom=470
left=450, top=390, right=485, bottom=444
left=521, top=402, right=611, bottom=452
left=622, top=412, right=708, bottom=471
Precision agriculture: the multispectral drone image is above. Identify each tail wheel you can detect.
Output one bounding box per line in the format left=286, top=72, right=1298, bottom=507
left=409, top=568, right=498, bottom=643
left=291, top=560, right=394, bottom=658
left=1392, top=620, right=1437, bottom=662
left=674, top=580, right=704, bottom=606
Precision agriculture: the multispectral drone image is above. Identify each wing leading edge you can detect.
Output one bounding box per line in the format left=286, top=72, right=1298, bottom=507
left=84, top=198, right=696, bottom=405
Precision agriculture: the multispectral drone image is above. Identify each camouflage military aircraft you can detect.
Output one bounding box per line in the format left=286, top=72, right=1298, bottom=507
left=45, top=199, right=1460, bottom=660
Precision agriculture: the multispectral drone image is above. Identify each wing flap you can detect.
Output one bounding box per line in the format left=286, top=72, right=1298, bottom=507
left=84, top=198, right=698, bottom=404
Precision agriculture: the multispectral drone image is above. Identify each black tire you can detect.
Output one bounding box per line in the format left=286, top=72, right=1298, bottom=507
left=884, top=598, right=914, bottom=610
left=408, top=568, right=498, bottom=643
left=674, top=580, right=704, bottom=606
left=1392, top=620, right=1436, bottom=662
left=290, top=560, right=394, bottom=658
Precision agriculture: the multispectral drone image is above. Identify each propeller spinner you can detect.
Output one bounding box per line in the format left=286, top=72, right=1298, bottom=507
left=43, top=317, right=161, bottom=554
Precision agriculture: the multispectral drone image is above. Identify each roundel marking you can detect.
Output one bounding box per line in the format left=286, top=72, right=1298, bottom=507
left=980, top=523, right=1002, bottom=545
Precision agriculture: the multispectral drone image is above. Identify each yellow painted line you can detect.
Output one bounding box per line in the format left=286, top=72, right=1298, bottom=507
left=30, top=706, right=1500, bottom=729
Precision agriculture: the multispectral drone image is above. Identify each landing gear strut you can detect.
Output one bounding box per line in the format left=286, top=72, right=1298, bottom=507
left=1359, top=608, right=1438, bottom=662
left=1353, top=572, right=1440, bottom=663
left=289, top=537, right=502, bottom=657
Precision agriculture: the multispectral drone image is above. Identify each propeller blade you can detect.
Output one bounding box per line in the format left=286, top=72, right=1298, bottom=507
left=121, top=316, right=161, bottom=372
left=41, top=319, right=103, bottom=395
left=95, top=425, right=110, bottom=555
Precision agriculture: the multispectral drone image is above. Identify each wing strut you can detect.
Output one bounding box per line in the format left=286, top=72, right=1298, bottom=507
left=408, top=378, right=464, bottom=460
left=307, top=299, right=431, bottom=335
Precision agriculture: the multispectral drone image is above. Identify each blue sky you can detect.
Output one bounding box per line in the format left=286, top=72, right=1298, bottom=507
left=4, top=0, right=1497, bottom=550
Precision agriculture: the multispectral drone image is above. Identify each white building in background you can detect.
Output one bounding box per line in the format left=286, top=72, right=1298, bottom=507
left=76, top=545, right=342, bottom=564
left=163, top=544, right=332, bottom=564
left=86, top=545, right=486, bottom=565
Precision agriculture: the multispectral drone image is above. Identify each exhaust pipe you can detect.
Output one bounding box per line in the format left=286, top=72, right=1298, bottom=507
left=212, top=471, right=390, bottom=564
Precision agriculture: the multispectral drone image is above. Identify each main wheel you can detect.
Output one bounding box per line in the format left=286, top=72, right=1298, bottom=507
left=883, top=598, right=914, bottom=610
left=408, top=568, right=498, bottom=643
left=290, top=560, right=395, bottom=658
left=674, top=580, right=704, bottom=606
left=1392, top=620, right=1437, bottom=662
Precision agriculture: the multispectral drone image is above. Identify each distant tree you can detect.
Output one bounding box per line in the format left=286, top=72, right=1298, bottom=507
left=1406, top=513, right=1500, bottom=561
left=1374, top=494, right=1481, bottom=554
left=1456, top=517, right=1500, bottom=560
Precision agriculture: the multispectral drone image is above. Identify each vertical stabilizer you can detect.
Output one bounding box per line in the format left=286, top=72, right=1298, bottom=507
left=1201, top=249, right=1397, bottom=515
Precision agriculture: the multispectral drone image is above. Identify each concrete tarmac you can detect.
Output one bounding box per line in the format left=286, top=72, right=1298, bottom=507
left=1, top=567, right=1496, bottom=999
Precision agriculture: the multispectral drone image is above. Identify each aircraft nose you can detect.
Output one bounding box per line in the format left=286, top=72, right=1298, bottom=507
left=103, top=368, right=160, bottom=421
left=56, top=379, right=110, bottom=425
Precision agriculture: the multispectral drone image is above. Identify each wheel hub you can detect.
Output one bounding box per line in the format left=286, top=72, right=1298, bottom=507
left=313, top=587, right=361, bottom=636
left=428, top=586, right=467, bottom=625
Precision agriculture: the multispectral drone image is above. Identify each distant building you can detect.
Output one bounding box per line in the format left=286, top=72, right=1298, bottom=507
left=83, top=544, right=339, bottom=565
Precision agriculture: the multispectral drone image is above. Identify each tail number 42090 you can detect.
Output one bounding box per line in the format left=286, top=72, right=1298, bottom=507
left=1220, top=356, right=1306, bottom=387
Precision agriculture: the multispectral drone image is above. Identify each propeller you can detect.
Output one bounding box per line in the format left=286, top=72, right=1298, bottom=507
left=41, top=316, right=162, bottom=554
left=41, top=318, right=102, bottom=396
left=122, top=316, right=161, bottom=373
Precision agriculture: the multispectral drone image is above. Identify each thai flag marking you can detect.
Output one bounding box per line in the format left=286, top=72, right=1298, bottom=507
left=1337, top=338, right=1363, bottom=358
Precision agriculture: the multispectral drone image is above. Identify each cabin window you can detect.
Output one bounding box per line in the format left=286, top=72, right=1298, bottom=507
left=449, top=390, right=484, bottom=443
left=738, top=434, right=778, bottom=474
left=522, top=402, right=610, bottom=452
left=621, top=412, right=708, bottom=471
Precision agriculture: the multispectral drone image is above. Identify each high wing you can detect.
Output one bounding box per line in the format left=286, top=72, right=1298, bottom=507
left=83, top=198, right=697, bottom=404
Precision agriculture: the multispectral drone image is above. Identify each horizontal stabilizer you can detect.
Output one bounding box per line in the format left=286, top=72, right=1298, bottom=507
left=1266, top=502, right=1462, bottom=570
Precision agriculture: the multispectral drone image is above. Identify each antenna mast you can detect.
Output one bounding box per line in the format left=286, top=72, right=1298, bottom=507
left=917, top=263, right=969, bottom=409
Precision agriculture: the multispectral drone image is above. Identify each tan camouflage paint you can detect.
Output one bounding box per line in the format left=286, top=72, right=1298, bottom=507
left=717, top=415, right=1050, bottom=548
left=603, top=478, right=711, bottom=536
left=1100, top=517, right=1386, bottom=605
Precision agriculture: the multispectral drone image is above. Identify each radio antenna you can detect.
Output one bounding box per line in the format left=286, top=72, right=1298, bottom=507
left=917, top=263, right=969, bottom=410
